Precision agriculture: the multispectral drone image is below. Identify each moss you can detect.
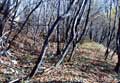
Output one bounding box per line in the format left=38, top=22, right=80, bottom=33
left=80, top=42, right=104, bottom=51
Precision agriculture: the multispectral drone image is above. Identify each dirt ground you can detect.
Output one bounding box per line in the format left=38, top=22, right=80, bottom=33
left=0, top=42, right=120, bottom=83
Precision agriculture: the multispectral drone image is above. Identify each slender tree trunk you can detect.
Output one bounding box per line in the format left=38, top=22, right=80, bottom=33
left=115, top=18, right=120, bottom=73
left=56, top=0, right=61, bottom=55
left=114, top=53, right=120, bottom=73
left=0, top=20, right=3, bottom=37
left=56, top=24, right=61, bottom=55
left=105, top=0, right=117, bottom=60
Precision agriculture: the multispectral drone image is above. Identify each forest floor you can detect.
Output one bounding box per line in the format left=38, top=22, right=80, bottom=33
left=0, top=40, right=120, bottom=83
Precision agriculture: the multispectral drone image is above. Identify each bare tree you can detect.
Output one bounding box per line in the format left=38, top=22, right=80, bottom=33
left=28, top=0, right=79, bottom=79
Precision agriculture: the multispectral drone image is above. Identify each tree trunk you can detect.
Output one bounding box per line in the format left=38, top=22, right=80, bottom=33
left=114, top=54, right=120, bottom=73
left=115, top=18, right=120, bottom=73
left=0, top=20, right=3, bottom=37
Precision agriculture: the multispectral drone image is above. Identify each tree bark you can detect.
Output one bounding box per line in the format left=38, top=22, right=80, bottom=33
left=115, top=18, right=120, bottom=73
left=0, top=19, right=3, bottom=37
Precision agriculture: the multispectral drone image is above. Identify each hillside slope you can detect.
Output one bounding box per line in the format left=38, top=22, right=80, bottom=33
left=0, top=41, right=119, bottom=83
